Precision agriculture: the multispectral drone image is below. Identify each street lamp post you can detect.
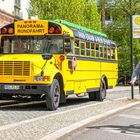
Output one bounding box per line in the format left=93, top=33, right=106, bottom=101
left=130, top=15, right=134, bottom=99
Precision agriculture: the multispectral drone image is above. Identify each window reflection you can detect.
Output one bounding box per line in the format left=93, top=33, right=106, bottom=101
left=1, top=36, right=64, bottom=54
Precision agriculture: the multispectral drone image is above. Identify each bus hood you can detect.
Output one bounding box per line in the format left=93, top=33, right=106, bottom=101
left=0, top=54, right=46, bottom=75
left=0, top=54, right=58, bottom=77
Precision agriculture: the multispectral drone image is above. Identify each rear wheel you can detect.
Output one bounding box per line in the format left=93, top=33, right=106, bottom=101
left=96, top=80, right=106, bottom=101
left=46, top=79, right=60, bottom=110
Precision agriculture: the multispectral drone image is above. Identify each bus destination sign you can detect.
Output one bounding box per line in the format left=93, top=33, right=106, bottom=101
left=15, top=20, right=48, bottom=35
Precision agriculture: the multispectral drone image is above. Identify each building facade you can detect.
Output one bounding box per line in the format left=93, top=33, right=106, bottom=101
left=0, top=0, right=29, bottom=27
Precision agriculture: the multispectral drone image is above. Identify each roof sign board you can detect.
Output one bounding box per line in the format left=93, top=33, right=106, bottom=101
left=15, top=20, right=48, bottom=35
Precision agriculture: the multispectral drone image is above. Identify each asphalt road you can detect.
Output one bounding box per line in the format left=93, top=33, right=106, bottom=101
left=65, top=103, right=140, bottom=140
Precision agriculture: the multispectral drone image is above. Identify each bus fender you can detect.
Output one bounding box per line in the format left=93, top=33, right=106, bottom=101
left=54, top=73, right=66, bottom=103
left=101, top=75, right=108, bottom=89
left=43, top=67, right=60, bottom=83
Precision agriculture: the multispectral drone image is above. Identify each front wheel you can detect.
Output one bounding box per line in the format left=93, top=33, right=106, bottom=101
left=96, top=80, right=106, bottom=101
left=46, top=79, right=60, bottom=110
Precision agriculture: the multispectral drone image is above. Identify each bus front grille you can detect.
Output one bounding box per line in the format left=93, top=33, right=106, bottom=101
left=0, top=61, right=30, bottom=76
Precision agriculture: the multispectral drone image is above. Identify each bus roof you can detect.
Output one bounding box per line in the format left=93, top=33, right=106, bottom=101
left=0, top=19, right=115, bottom=46
left=54, top=19, right=107, bottom=38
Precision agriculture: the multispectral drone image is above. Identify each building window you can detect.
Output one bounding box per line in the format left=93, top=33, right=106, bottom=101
left=14, top=0, right=21, bottom=17
left=15, top=0, right=20, bottom=7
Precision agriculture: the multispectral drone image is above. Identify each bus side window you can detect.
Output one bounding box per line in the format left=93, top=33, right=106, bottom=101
left=100, top=45, right=103, bottom=58
left=104, top=47, right=107, bottom=59
left=95, top=44, right=99, bottom=57
left=86, top=42, right=90, bottom=56
left=80, top=42, right=85, bottom=56
left=74, top=40, right=80, bottom=55
left=107, top=47, right=111, bottom=59
left=71, top=41, right=75, bottom=54
left=91, top=43, right=95, bottom=57
left=111, top=48, right=115, bottom=59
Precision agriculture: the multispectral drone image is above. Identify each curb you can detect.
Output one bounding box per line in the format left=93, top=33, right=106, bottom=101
left=40, top=101, right=140, bottom=140
left=0, top=100, right=18, bottom=106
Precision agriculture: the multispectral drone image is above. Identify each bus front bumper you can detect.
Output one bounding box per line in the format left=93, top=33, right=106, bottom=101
left=0, top=84, right=51, bottom=96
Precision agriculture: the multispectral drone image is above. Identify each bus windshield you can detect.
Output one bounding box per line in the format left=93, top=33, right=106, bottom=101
left=0, top=36, right=64, bottom=54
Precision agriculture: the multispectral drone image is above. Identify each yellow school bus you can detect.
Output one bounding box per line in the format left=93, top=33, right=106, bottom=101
left=0, top=19, right=118, bottom=110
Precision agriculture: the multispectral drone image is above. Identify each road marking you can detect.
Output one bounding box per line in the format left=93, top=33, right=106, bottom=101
left=119, top=114, right=140, bottom=120
left=103, top=127, right=140, bottom=138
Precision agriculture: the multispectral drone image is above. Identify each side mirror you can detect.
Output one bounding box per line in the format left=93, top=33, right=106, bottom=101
left=42, top=53, right=52, bottom=60
left=64, top=34, right=71, bottom=53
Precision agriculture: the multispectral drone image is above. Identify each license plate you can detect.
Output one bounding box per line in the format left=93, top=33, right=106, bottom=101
left=4, top=85, right=20, bottom=90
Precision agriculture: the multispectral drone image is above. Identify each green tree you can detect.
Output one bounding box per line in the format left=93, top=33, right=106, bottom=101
left=106, top=0, right=140, bottom=79
left=99, top=0, right=107, bottom=30
left=29, top=0, right=101, bottom=31
left=84, top=0, right=101, bottom=31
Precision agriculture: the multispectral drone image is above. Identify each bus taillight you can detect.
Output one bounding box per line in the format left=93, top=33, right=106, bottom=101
left=48, top=27, right=55, bottom=34
left=54, top=26, right=61, bottom=33
left=1, top=27, right=14, bottom=34
left=48, top=26, right=61, bottom=34
left=8, top=27, right=14, bottom=34
left=1, top=23, right=14, bottom=34
left=1, top=28, right=7, bottom=34
left=48, top=22, right=61, bottom=34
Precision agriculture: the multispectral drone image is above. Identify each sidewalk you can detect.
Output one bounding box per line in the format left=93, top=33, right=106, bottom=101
left=40, top=99, right=140, bottom=140
left=107, top=85, right=139, bottom=92
left=39, top=86, right=140, bottom=140
left=0, top=86, right=140, bottom=140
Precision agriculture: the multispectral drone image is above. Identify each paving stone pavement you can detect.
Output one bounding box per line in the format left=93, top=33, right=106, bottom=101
left=0, top=86, right=139, bottom=140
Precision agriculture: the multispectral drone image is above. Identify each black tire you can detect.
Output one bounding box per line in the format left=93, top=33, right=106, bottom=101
left=88, top=92, right=96, bottom=101
left=46, top=79, right=60, bottom=110
left=96, top=80, right=106, bottom=101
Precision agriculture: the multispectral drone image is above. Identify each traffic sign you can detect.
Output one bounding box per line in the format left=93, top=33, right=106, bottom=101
left=132, top=15, right=140, bottom=38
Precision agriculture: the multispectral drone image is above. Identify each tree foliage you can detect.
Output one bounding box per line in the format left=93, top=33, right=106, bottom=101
left=84, top=1, right=101, bottom=31
left=29, top=0, right=101, bottom=31
left=106, top=0, right=140, bottom=78
left=99, top=0, right=107, bottom=29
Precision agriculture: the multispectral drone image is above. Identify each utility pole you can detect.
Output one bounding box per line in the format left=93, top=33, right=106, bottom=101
left=130, top=14, right=134, bottom=99
left=130, top=0, right=134, bottom=99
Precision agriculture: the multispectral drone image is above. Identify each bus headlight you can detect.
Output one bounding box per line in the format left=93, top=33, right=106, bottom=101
left=34, top=76, right=43, bottom=81
left=34, top=76, right=50, bottom=81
